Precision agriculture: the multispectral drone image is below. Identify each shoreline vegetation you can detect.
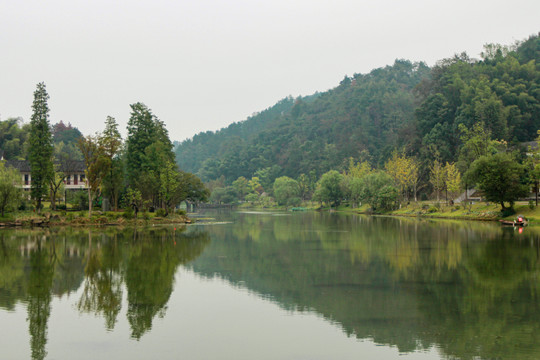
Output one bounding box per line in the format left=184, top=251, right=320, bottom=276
left=236, top=200, right=540, bottom=224
left=0, top=210, right=192, bottom=228
left=1, top=201, right=538, bottom=228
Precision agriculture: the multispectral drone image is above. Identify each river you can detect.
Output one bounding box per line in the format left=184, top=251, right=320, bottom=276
left=1, top=210, right=539, bottom=359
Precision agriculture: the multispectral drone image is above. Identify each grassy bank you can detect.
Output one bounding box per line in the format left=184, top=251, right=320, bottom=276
left=360, top=201, right=540, bottom=224
left=0, top=210, right=192, bottom=228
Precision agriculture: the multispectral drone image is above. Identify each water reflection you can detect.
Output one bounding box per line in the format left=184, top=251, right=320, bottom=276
left=2, top=213, right=540, bottom=359
left=0, top=226, right=210, bottom=358
left=189, top=212, right=540, bottom=359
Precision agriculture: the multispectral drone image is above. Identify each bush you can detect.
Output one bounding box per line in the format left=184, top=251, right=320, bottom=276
left=501, top=208, right=516, bottom=217
left=155, top=208, right=167, bottom=217
left=18, top=200, right=32, bottom=211
left=56, top=204, right=67, bottom=210
left=529, top=200, right=535, bottom=209
left=427, top=206, right=439, bottom=213
left=122, top=208, right=134, bottom=219
left=176, top=209, right=187, bottom=216
left=69, top=190, right=89, bottom=211
left=287, top=197, right=302, bottom=207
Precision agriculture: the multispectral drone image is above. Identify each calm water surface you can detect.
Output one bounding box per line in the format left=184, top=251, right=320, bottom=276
left=1, top=210, right=540, bottom=359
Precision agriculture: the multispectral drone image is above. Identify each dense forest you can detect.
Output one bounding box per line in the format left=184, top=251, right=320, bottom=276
left=175, top=33, right=540, bottom=204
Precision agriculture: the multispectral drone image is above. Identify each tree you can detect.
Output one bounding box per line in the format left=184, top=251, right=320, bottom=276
left=385, top=152, right=419, bottom=202
left=0, top=162, right=21, bottom=217
left=232, top=176, right=250, bottom=201
left=248, top=177, right=264, bottom=195
left=78, top=135, right=107, bottom=217
left=313, top=170, right=344, bottom=208
left=273, top=176, right=300, bottom=206
left=341, top=158, right=372, bottom=207
left=125, top=188, right=143, bottom=218
left=358, top=171, right=398, bottom=212
left=465, top=152, right=528, bottom=210
left=48, top=169, right=65, bottom=211
left=99, top=116, right=123, bottom=210
left=444, top=162, right=462, bottom=202
left=176, top=171, right=210, bottom=205
left=0, top=117, right=29, bottom=160
left=126, top=103, right=174, bottom=208
left=457, top=122, right=501, bottom=173
left=28, top=82, right=54, bottom=213
left=160, top=161, right=180, bottom=215
left=429, top=159, right=446, bottom=202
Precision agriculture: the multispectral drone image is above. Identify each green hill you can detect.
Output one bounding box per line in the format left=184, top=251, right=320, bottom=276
left=175, top=33, right=540, bottom=185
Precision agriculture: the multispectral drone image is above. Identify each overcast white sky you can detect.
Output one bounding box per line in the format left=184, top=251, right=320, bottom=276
left=0, top=0, right=539, bottom=142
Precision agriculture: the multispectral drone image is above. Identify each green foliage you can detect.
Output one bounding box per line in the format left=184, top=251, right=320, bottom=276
left=122, top=208, right=134, bottom=219
left=160, top=161, right=180, bottom=214
left=155, top=208, right=167, bottom=217
left=273, top=176, right=300, bottom=206
left=175, top=209, right=186, bottom=216
left=70, top=190, right=89, bottom=211
left=176, top=60, right=430, bottom=182
left=0, top=117, right=29, bottom=160
left=232, top=176, right=250, bottom=201
left=466, top=152, right=529, bottom=210
left=126, top=103, right=174, bottom=207
left=78, top=135, right=108, bottom=216
left=210, top=186, right=238, bottom=205
left=52, top=121, right=83, bottom=145
left=313, top=170, right=344, bottom=207
left=0, top=162, right=22, bottom=216
left=28, top=82, right=54, bottom=212
left=358, top=171, right=398, bottom=212
left=99, top=116, right=123, bottom=211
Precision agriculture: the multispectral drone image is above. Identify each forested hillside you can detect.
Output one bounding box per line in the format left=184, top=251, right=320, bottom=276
left=175, top=34, right=540, bottom=188
left=176, top=59, right=430, bottom=181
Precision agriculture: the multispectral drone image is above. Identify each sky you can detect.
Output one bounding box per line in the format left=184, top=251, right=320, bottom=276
left=0, top=0, right=539, bottom=143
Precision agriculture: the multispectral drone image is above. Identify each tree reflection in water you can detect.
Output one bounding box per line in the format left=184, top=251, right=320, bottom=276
left=0, top=226, right=210, bottom=359
left=2, top=213, right=540, bottom=359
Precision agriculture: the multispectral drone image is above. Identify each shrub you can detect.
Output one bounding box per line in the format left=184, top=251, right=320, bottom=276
left=501, top=208, right=516, bottom=217
left=122, top=208, right=134, bottom=219
left=155, top=208, right=167, bottom=217
left=529, top=200, right=535, bottom=210
left=427, top=206, right=439, bottom=213
left=176, top=209, right=187, bottom=216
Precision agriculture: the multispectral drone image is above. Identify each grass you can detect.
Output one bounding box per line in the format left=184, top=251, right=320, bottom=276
left=0, top=208, right=191, bottom=227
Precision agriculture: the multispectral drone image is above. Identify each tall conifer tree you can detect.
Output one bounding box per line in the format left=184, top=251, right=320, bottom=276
left=28, top=82, right=54, bottom=212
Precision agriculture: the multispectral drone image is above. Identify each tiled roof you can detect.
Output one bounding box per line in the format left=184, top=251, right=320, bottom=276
left=5, top=160, right=31, bottom=172
left=5, top=160, right=86, bottom=173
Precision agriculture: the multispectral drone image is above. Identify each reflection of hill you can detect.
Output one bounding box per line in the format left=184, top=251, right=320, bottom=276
left=190, top=212, right=540, bottom=359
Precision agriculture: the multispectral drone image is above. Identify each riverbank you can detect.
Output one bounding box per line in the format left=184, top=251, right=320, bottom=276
left=0, top=210, right=192, bottom=228
left=341, top=201, right=540, bottom=225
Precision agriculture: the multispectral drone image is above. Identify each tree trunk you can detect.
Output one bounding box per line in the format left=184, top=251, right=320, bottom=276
left=88, top=189, right=93, bottom=218
left=534, top=181, right=538, bottom=206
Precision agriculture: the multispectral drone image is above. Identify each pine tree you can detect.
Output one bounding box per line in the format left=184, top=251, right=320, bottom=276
left=28, top=82, right=54, bottom=213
